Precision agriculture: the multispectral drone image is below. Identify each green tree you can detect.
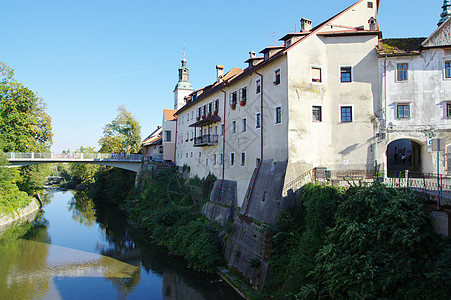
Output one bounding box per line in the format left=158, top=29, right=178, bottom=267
left=0, top=148, right=30, bottom=216
left=303, top=183, right=450, bottom=299
left=0, top=62, right=53, bottom=195
left=98, top=106, right=141, bottom=154
left=69, top=146, right=99, bottom=185
left=0, top=63, right=52, bottom=152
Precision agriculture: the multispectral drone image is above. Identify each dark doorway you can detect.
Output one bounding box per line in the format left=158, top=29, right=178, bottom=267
left=386, top=139, right=421, bottom=177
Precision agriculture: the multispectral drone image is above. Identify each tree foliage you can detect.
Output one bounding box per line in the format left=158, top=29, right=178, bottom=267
left=0, top=61, right=53, bottom=196
left=69, top=146, right=99, bottom=185
left=0, top=62, right=52, bottom=152
left=263, top=183, right=451, bottom=300
left=98, top=106, right=141, bottom=154
left=0, top=151, right=30, bottom=216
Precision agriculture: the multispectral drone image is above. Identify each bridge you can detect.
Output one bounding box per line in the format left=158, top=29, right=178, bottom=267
left=3, top=152, right=144, bottom=173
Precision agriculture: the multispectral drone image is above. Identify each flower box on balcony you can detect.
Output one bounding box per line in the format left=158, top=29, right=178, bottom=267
left=213, top=110, right=218, bottom=116
left=239, top=100, right=246, bottom=106
left=202, top=115, right=206, bottom=120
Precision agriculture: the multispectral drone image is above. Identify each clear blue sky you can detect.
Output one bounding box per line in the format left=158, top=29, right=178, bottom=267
left=0, top=0, right=445, bottom=153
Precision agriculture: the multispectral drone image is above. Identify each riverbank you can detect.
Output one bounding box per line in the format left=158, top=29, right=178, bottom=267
left=0, top=198, right=40, bottom=230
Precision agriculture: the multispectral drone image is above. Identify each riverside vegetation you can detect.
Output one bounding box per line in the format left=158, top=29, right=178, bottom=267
left=89, top=166, right=221, bottom=273
left=78, top=164, right=451, bottom=299
left=0, top=62, right=53, bottom=218
left=258, top=183, right=451, bottom=299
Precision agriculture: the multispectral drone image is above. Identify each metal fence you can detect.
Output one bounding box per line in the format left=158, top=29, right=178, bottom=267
left=385, top=171, right=451, bottom=207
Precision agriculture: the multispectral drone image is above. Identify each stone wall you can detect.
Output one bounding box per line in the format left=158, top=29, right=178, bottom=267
left=0, top=198, right=40, bottom=231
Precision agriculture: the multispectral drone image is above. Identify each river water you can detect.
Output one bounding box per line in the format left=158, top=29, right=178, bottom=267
left=0, top=190, right=242, bottom=299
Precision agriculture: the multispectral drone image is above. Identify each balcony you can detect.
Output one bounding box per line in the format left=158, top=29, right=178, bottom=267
left=194, top=134, right=219, bottom=147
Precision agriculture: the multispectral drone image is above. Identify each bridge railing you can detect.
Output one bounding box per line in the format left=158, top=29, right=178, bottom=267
left=4, top=152, right=143, bottom=161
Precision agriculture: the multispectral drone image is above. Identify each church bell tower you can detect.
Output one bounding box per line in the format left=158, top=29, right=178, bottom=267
left=173, top=57, right=194, bottom=110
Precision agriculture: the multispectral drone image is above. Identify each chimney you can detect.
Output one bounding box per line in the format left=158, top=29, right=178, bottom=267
left=249, top=51, right=256, bottom=59
left=216, top=65, right=224, bottom=82
left=300, top=18, right=312, bottom=32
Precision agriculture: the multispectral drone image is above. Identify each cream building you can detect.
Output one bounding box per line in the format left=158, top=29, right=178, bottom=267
left=175, top=0, right=381, bottom=209
left=377, top=1, right=451, bottom=176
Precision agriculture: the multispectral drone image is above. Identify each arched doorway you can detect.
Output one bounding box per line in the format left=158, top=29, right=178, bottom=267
left=386, top=139, right=421, bottom=177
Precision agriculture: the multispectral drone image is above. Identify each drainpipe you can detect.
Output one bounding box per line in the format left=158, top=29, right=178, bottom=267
left=174, top=116, right=178, bottom=164
left=244, top=71, right=264, bottom=215
left=383, top=55, right=388, bottom=179
left=217, top=88, right=227, bottom=202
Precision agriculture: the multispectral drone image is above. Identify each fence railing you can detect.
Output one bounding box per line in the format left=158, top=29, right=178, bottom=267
left=4, top=152, right=143, bottom=161
left=385, top=171, right=451, bottom=207
left=194, top=134, right=219, bottom=146
left=283, top=169, right=313, bottom=195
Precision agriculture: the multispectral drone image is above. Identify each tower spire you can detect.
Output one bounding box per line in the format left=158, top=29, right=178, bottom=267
left=173, top=52, right=193, bottom=110
left=438, top=0, right=451, bottom=27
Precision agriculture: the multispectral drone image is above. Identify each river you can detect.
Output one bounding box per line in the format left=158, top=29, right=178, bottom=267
left=0, top=190, right=242, bottom=299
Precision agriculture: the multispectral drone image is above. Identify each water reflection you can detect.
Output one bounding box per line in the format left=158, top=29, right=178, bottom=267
left=68, top=191, right=97, bottom=227
left=0, top=191, right=241, bottom=299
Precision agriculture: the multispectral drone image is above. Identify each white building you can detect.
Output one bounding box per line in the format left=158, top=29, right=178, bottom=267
left=175, top=0, right=381, bottom=212
left=377, top=1, right=451, bottom=176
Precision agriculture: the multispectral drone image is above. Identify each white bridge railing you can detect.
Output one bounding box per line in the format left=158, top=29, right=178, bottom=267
left=4, top=152, right=143, bottom=161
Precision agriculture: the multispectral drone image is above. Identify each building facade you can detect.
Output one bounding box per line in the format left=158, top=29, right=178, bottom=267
left=175, top=0, right=381, bottom=208
left=377, top=2, right=451, bottom=176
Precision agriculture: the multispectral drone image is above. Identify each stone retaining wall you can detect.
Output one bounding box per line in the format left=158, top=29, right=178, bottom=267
left=0, top=198, right=40, bottom=229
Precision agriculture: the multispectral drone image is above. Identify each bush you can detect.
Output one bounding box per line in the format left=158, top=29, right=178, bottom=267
left=263, top=183, right=451, bottom=300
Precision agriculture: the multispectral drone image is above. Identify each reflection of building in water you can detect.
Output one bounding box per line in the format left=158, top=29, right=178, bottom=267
left=163, top=271, right=206, bottom=300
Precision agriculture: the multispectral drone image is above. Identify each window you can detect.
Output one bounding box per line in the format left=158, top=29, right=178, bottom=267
left=274, top=68, right=281, bottom=85
left=447, top=102, right=451, bottom=118
left=190, top=152, right=193, bottom=157
left=199, top=152, right=201, bottom=157
left=340, top=67, right=352, bottom=82
left=219, top=154, right=223, bottom=165
left=191, top=111, right=193, bottom=119
left=397, top=63, right=408, bottom=81
left=275, top=106, right=282, bottom=124
left=241, top=153, right=246, bottom=166
left=256, top=113, right=261, bottom=128
left=221, top=124, right=224, bottom=136
left=230, top=92, right=237, bottom=106
left=214, top=126, right=218, bottom=135
left=187, top=113, right=189, bottom=121
left=213, top=154, right=217, bottom=165
left=208, top=102, right=213, bottom=114
left=239, top=87, right=247, bottom=101
left=397, top=103, right=410, bottom=119
left=367, top=1, right=373, bottom=8
left=256, top=79, right=261, bottom=94
left=446, top=61, right=451, bottom=79
left=311, top=67, right=322, bottom=83
left=164, top=130, right=172, bottom=142
left=186, top=153, right=188, bottom=158
left=340, top=106, right=353, bottom=122
left=214, top=99, right=219, bottom=112
left=312, top=106, right=322, bottom=122
left=231, top=121, right=236, bottom=133
left=230, top=152, right=235, bottom=166
left=242, top=118, right=247, bottom=132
